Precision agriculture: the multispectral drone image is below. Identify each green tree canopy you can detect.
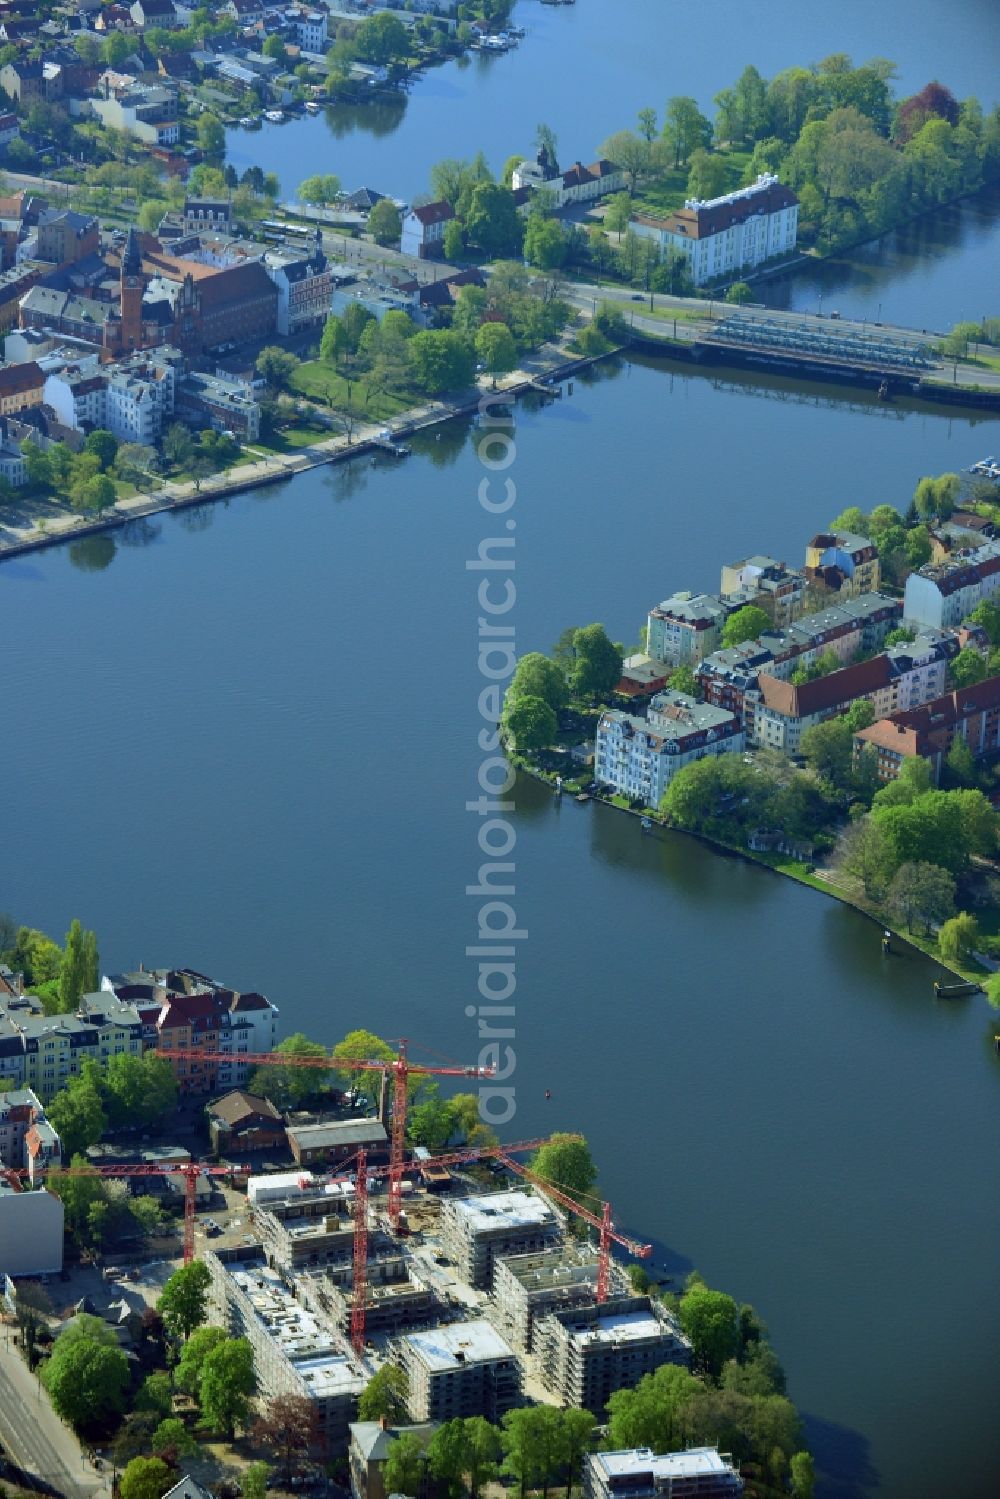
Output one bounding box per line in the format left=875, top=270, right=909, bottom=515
left=465, top=183, right=523, bottom=259
left=408, top=330, right=475, bottom=394
left=369, top=198, right=402, bottom=246
left=721, top=605, right=770, bottom=648
left=103, top=1051, right=178, bottom=1130
left=42, top=1326, right=130, bottom=1432
left=606, top=1362, right=701, bottom=1452
left=158, top=1260, right=211, bottom=1341
left=383, top=1432, right=429, bottom=1498
left=331, top=1028, right=395, bottom=1107
left=298, top=173, right=341, bottom=205
left=503, top=694, right=558, bottom=752
left=508, top=653, right=568, bottom=712
left=84, top=430, right=118, bottom=471
left=475, top=322, right=519, bottom=386
left=570, top=624, right=623, bottom=700
left=358, top=1362, right=409, bottom=1423
left=46, top=1074, right=106, bottom=1160
left=531, top=1133, right=597, bottom=1211
left=679, top=1287, right=741, bottom=1379
left=355, top=12, right=409, bottom=65
left=951, top=647, right=987, bottom=689
left=175, top=1324, right=228, bottom=1396
left=249, top=1032, right=334, bottom=1109
left=937, top=911, right=979, bottom=964
left=885, top=861, right=956, bottom=933
left=120, top=1457, right=173, bottom=1499
left=200, top=1337, right=256, bottom=1436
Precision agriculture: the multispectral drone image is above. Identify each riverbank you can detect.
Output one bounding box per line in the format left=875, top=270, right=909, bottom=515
left=0, top=341, right=608, bottom=565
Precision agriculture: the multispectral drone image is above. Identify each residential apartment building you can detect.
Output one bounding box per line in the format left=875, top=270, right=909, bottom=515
left=0, top=416, right=29, bottom=486
left=400, top=200, right=454, bottom=259
left=719, top=554, right=806, bottom=627
left=91, top=81, right=180, bottom=146
left=0, top=360, right=44, bottom=414
left=804, top=530, right=880, bottom=597
left=0, top=991, right=144, bottom=1100
left=396, top=1320, right=521, bottom=1424
left=182, top=199, right=233, bottom=236
left=349, top=1422, right=438, bottom=1499
left=265, top=238, right=332, bottom=336
left=533, top=1296, right=692, bottom=1415
left=284, top=5, right=328, bottom=50
left=595, top=692, right=744, bottom=807
left=102, top=967, right=279, bottom=1093
left=904, top=538, right=1000, bottom=629
left=208, top=1249, right=366, bottom=1454
left=855, top=674, right=1000, bottom=784
left=438, top=1188, right=564, bottom=1290
left=0, top=1087, right=61, bottom=1177
left=630, top=174, right=798, bottom=286
left=584, top=1449, right=743, bottom=1499
left=745, top=636, right=954, bottom=753
left=175, top=371, right=261, bottom=440
left=43, top=348, right=178, bottom=443
left=696, top=641, right=776, bottom=718
left=646, top=592, right=730, bottom=668
left=36, top=210, right=100, bottom=267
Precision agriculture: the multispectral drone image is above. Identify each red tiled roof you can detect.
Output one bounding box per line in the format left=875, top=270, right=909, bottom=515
left=0, top=360, right=43, bottom=396
left=409, top=200, right=454, bottom=227
left=757, top=655, right=893, bottom=719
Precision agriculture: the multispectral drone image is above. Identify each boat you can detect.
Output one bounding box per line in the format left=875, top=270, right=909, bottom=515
left=933, top=980, right=982, bottom=998
left=239, top=116, right=260, bottom=128
left=640, top=817, right=653, bottom=831
left=264, top=110, right=284, bottom=123
left=304, top=100, right=321, bottom=112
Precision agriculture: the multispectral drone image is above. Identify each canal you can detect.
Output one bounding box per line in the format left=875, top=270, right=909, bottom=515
left=3, top=357, right=999, bottom=1498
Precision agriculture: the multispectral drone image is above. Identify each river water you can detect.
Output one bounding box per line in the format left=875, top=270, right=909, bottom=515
left=3, top=356, right=999, bottom=1498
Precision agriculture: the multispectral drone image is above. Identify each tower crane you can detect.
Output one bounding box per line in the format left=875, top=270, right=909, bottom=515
left=158, top=1038, right=492, bottom=1232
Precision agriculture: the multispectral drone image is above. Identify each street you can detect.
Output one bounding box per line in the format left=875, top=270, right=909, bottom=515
left=0, top=1335, right=108, bottom=1499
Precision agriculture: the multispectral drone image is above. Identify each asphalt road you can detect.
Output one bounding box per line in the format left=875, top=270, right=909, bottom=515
left=0, top=1338, right=107, bottom=1499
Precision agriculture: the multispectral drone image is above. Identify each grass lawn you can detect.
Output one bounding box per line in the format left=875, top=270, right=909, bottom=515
left=292, top=361, right=412, bottom=421
left=633, top=148, right=752, bottom=218
left=250, top=424, right=331, bottom=456
left=633, top=304, right=713, bottom=324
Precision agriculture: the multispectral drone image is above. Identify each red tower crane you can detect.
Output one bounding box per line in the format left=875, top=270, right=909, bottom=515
left=498, top=1152, right=652, bottom=1303
left=31, top=1161, right=248, bottom=1265
left=318, top=1134, right=576, bottom=1353
left=158, top=1038, right=492, bottom=1233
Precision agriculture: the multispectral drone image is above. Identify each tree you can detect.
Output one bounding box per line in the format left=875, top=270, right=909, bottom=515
left=913, top=471, right=960, bottom=521
left=686, top=148, right=728, bottom=200
left=407, top=1087, right=459, bottom=1153
left=679, top=1287, right=740, bottom=1379
left=663, top=96, right=713, bottom=164
left=242, top=1464, right=270, bottom=1499
left=298, top=173, right=340, bottom=205
left=104, top=1051, right=178, bottom=1130
left=501, top=1407, right=560, bottom=1499
left=503, top=694, right=557, bottom=753
left=637, top=107, right=658, bottom=143
left=369, top=198, right=402, bottom=246
left=46, top=1073, right=106, bottom=1159
left=383, top=1432, right=429, bottom=1498
left=85, top=430, right=118, bottom=471
left=606, top=1362, right=700, bottom=1454
left=443, top=219, right=465, bottom=261
left=262, top=34, right=286, bottom=61
left=176, top=1325, right=227, bottom=1397
left=358, top=1363, right=409, bottom=1423
left=790, top=1451, right=816, bottom=1499
left=120, top=1458, right=173, bottom=1499
left=604, top=193, right=632, bottom=242
left=951, top=647, right=987, bottom=689
left=151, top=1418, right=196, bottom=1461
left=508, top=653, right=568, bottom=712
left=135, top=1371, right=173, bottom=1419
left=253, top=1394, right=316, bottom=1472
left=196, top=113, right=225, bottom=156
left=896, top=80, right=960, bottom=142
left=158, top=1260, right=211, bottom=1342
left=968, top=600, right=1000, bottom=646
left=560, top=1409, right=596, bottom=1499
left=408, top=330, right=475, bottom=394
left=475, top=323, right=518, bottom=387
left=355, top=12, right=409, bottom=66
left=162, top=423, right=194, bottom=470
left=938, top=911, right=979, bottom=964
left=800, top=717, right=854, bottom=788
left=256, top=346, right=300, bottom=394
left=42, top=1327, right=130, bottom=1432
left=523, top=212, right=566, bottom=270
left=531, top=1133, right=597, bottom=1210
left=886, top=861, right=956, bottom=933
left=570, top=624, right=623, bottom=700
left=13, top=1281, right=52, bottom=1372
left=597, top=130, right=650, bottom=193
left=721, top=605, right=769, bottom=648
left=59, top=918, right=88, bottom=1011
left=200, top=1337, right=256, bottom=1436
left=725, top=281, right=753, bottom=305
left=465, top=183, right=523, bottom=259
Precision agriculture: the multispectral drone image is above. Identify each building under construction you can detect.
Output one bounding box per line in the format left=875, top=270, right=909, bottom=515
left=438, top=1187, right=564, bottom=1289
left=533, top=1295, right=692, bottom=1414
left=255, top=1186, right=404, bottom=1285
left=395, top=1319, right=522, bottom=1423
left=207, top=1247, right=366, bottom=1452
left=491, top=1244, right=618, bottom=1353
left=584, top=1448, right=744, bottom=1499
left=306, top=1264, right=440, bottom=1340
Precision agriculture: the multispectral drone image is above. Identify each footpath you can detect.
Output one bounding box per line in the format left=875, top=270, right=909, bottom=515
left=0, top=341, right=598, bottom=564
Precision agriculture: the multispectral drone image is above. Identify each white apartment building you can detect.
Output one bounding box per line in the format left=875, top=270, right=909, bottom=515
left=904, top=539, right=1000, bottom=629
left=595, top=692, right=744, bottom=807
left=284, top=5, right=328, bottom=50
left=43, top=350, right=176, bottom=443
left=631, top=174, right=798, bottom=286
left=646, top=591, right=730, bottom=668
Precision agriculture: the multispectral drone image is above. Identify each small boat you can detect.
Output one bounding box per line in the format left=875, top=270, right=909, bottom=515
left=640, top=817, right=653, bottom=831
left=239, top=115, right=260, bottom=128
left=264, top=110, right=284, bottom=123
left=544, top=1089, right=552, bottom=1100
left=933, top=980, right=982, bottom=998
left=304, top=100, right=320, bottom=112
left=575, top=792, right=589, bottom=803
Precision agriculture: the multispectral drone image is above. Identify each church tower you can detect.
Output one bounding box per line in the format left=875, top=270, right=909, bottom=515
left=120, top=226, right=145, bottom=353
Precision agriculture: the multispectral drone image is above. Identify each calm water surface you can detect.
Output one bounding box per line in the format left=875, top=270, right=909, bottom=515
left=4, top=359, right=999, bottom=1498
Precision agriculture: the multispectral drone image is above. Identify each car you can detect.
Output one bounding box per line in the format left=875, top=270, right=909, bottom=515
left=205, top=1220, right=221, bottom=1237
left=631, top=293, right=644, bottom=302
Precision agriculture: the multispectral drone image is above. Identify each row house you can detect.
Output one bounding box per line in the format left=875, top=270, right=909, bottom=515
left=904, top=538, right=1000, bottom=629
left=755, top=593, right=902, bottom=680
left=0, top=991, right=144, bottom=1101
left=0, top=359, right=44, bottom=414
left=102, top=966, right=280, bottom=1093
left=646, top=591, right=731, bottom=668
left=265, top=235, right=331, bottom=335
left=630, top=174, right=798, bottom=286
left=855, top=674, right=1000, bottom=785
left=746, top=636, right=954, bottom=753
left=594, top=691, right=744, bottom=808
left=719, top=553, right=807, bottom=628
left=42, top=347, right=178, bottom=443
left=803, top=529, right=881, bottom=598
left=176, top=370, right=261, bottom=440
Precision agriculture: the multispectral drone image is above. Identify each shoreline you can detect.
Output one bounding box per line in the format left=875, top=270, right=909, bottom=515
left=521, top=763, right=994, bottom=991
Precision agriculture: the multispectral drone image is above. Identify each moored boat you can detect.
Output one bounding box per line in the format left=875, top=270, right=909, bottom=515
left=933, top=980, right=982, bottom=998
